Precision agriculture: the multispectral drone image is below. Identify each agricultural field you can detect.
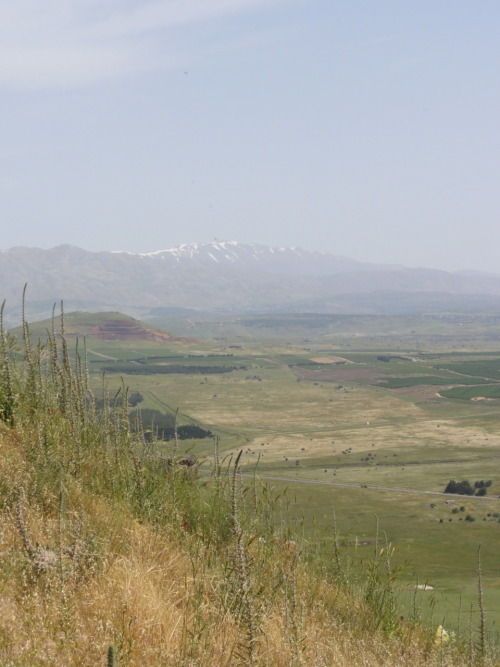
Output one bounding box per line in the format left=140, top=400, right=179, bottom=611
left=18, top=310, right=500, bottom=635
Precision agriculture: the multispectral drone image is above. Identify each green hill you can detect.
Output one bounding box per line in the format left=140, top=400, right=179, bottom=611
left=10, top=310, right=188, bottom=343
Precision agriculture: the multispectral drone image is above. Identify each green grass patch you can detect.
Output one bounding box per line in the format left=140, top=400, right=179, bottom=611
left=441, top=385, right=500, bottom=400
left=435, top=358, right=500, bottom=380
left=267, top=478, right=500, bottom=633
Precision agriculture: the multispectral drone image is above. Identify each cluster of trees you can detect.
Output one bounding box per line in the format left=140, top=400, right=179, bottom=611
left=474, top=479, right=493, bottom=496
left=93, top=390, right=144, bottom=410
left=129, top=408, right=213, bottom=442
left=94, top=394, right=213, bottom=442
left=128, top=391, right=144, bottom=406
left=444, top=479, right=492, bottom=496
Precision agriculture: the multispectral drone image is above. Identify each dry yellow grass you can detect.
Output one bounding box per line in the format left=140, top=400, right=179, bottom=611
left=0, top=423, right=495, bottom=667
left=0, top=302, right=497, bottom=667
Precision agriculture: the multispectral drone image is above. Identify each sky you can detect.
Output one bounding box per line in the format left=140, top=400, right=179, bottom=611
left=1, top=1, right=499, bottom=273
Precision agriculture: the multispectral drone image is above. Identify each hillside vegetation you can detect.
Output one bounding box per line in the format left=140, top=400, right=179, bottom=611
left=0, top=305, right=496, bottom=666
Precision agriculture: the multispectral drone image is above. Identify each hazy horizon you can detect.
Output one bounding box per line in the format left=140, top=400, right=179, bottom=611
left=1, top=2, right=499, bottom=274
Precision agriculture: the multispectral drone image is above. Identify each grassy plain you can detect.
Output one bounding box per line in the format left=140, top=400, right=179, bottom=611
left=62, top=311, right=500, bottom=636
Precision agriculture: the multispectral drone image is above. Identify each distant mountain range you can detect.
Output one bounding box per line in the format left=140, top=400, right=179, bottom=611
left=2, top=241, right=500, bottom=325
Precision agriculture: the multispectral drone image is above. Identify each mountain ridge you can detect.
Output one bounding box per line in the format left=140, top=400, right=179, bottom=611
left=2, top=241, right=500, bottom=324
left=109, top=240, right=406, bottom=275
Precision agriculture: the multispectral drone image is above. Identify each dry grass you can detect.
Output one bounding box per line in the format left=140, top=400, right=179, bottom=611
left=0, top=315, right=497, bottom=666
left=0, top=427, right=495, bottom=666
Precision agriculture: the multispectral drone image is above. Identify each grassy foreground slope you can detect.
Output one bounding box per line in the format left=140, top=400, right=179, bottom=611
left=0, top=312, right=496, bottom=666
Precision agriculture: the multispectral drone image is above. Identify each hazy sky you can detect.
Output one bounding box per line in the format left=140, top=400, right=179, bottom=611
left=1, top=1, right=499, bottom=273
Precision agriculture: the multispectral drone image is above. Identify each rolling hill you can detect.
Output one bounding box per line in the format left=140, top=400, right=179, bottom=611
left=9, top=311, right=185, bottom=343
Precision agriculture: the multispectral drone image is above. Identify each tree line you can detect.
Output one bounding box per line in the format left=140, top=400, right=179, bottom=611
left=444, top=479, right=492, bottom=496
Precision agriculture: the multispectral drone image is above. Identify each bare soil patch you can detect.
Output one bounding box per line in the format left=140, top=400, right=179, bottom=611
left=471, top=396, right=498, bottom=402
left=310, top=356, right=352, bottom=364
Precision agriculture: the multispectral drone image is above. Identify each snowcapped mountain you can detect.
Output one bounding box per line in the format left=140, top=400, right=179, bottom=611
left=114, top=241, right=399, bottom=275
left=2, top=241, right=500, bottom=324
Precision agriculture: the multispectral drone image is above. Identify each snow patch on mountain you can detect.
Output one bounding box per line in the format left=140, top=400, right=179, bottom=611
left=107, top=241, right=401, bottom=276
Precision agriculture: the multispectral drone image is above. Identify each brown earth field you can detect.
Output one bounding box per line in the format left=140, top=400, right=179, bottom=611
left=69, top=319, right=189, bottom=342
left=309, top=356, right=352, bottom=364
